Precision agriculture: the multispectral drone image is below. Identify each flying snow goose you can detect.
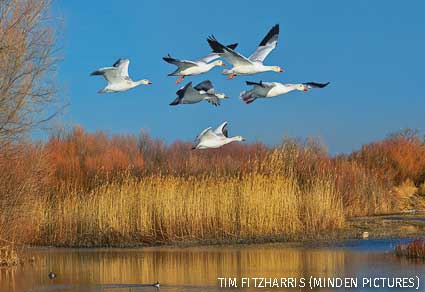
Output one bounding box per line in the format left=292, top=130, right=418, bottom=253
left=90, top=58, right=152, bottom=93
left=240, top=81, right=329, bottom=104
left=207, top=24, right=283, bottom=80
left=193, top=121, right=229, bottom=142
left=193, top=121, right=245, bottom=150
left=163, top=43, right=238, bottom=84
left=169, top=80, right=228, bottom=106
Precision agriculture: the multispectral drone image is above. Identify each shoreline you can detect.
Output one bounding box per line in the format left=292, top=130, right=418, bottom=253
left=21, top=213, right=425, bottom=250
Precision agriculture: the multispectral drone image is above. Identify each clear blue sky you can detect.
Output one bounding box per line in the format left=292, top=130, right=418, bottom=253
left=52, top=0, right=425, bottom=154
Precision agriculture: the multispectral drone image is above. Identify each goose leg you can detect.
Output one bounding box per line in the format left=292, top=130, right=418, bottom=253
left=176, top=76, right=185, bottom=84
left=227, top=73, right=237, bottom=80
left=245, top=97, right=257, bottom=104
left=242, top=94, right=257, bottom=104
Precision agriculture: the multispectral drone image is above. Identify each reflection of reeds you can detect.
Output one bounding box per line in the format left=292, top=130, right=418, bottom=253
left=395, top=239, right=425, bottom=259
left=0, top=245, right=18, bottom=267
left=25, top=247, right=346, bottom=288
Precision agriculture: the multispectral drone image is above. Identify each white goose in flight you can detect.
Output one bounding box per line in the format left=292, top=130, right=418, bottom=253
left=207, top=25, right=283, bottom=80
left=193, top=121, right=245, bottom=150
left=170, top=80, right=228, bottom=106
left=90, top=58, right=152, bottom=93
left=163, top=43, right=237, bottom=84
left=240, top=81, right=329, bottom=104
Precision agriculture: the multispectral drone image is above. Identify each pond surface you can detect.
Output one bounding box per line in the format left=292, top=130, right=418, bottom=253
left=1, top=238, right=424, bottom=291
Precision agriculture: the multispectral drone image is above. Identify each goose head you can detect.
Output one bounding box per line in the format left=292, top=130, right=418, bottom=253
left=138, top=79, right=152, bottom=85
left=271, top=66, right=284, bottom=73
left=295, top=84, right=308, bottom=91
left=215, top=93, right=229, bottom=99
left=213, top=60, right=226, bottom=67
left=231, top=136, right=246, bottom=142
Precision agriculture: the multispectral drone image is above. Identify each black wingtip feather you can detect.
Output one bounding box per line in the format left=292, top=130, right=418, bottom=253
left=226, top=43, right=238, bottom=50
left=246, top=80, right=264, bottom=87
left=163, top=55, right=176, bottom=63
left=90, top=70, right=102, bottom=76
left=112, top=58, right=126, bottom=67
left=207, top=35, right=225, bottom=54
left=169, top=100, right=179, bottom=106
left=305, top=82, right=330, bottom=88
left=259, top=24, right=279, bottom=47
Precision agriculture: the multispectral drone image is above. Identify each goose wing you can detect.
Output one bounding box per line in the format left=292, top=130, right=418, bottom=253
left=175, top=81, right=207, bottom=104
left=194, top=80, right=214, bottom=93
left=163, top=54, right=198, bottom=70
left=303, top=82, right=330, bottom=88
left=197, top=43, right=238, bottom=63
left=207, top=36, right=252, bottom=67
left=214, top=121, right=228, bottom=137
left=249, top=24, right=279, bottom=63
left=246, top=80, right=274, bottom=88
left=90, top=67, right=123, bottom=84
left=176, top=81, right=199, bottom=97
left=113, top=58, right=130, bottom=79
left=245, top=80, right=275, bottom=97
left=170, top=81, right=202, bottom=105
left=195, top=127, right=214, bottom=144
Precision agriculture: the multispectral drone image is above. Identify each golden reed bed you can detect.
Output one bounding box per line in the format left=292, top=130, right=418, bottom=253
left=33, top=172, right=344, bottom=246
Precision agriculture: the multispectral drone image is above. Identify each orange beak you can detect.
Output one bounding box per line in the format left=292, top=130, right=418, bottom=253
left=221, top=62, right=227, bottom=67
left=279, top=68, right=284, bottom=72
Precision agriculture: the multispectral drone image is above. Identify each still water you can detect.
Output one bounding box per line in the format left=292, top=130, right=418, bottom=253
left=0, top=239, right=424, bottom=291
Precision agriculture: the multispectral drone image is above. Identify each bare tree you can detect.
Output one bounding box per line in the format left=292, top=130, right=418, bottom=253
left=0, top=0, right=59, bottom=147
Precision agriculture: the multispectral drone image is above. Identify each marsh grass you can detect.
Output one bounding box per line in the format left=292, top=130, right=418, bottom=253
left=36, top=169, right=344, bottom=246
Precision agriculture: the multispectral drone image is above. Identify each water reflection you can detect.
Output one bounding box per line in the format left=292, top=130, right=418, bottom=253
left=0, top=240, right=424, bottom=291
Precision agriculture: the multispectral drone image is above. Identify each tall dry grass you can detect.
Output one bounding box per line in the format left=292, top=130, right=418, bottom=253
left=33, top=150, right=344, bottom=246
left=1, top=126, right=425, bottom=246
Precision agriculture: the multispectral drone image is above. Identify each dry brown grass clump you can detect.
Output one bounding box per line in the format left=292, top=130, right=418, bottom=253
left=395, top=239, right=425, bottom=259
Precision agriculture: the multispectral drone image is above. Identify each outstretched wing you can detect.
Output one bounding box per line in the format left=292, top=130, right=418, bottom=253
left=246, top=80, right=265, bottom=87
left=198, top=43, right=238, bottom=63
left=90, top=67, right=123, bottom=84
left=249, top=24, right=279, bottom=63
left=113, top=58, right=130, bottom=79
left=163, top=54, right=198, bottom=70
left=195, top=126, right=213, bottom=144
left=194, top=80, right=214, bottom=92
left=207, top=36, right=252, bottom=67
left=246, top=80, right=275, bottom=88
left=214, top=121, right=228, bottom=137
left=303, top=82, right=330, bottom=88
left=176, top=81, right=195, bottom=97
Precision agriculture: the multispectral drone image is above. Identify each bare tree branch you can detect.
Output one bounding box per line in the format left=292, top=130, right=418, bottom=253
left=0, top=0, right=59, bottom=146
